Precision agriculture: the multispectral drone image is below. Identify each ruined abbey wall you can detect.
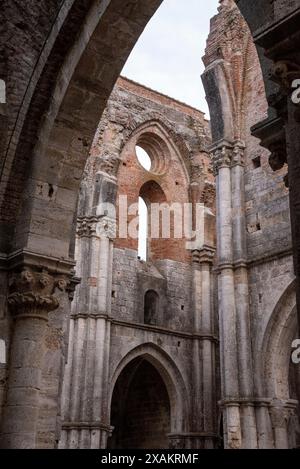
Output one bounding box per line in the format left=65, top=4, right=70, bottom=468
left=59, top=77, right=219, bottom=449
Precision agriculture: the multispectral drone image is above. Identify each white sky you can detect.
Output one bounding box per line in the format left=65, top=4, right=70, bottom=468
left=122, top=0, right=219, bottom=118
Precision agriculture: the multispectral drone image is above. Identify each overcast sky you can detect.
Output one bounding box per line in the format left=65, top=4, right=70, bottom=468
left=122, top=0, right=219, bottom=118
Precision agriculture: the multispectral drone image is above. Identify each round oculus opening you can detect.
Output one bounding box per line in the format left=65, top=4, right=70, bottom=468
left=136, top=145, right=152, bottom=172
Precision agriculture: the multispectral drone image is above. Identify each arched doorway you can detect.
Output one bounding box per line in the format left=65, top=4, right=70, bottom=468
left=259, top=281, right=300, bottom=448
left=108, top=358, right=171, bottom=449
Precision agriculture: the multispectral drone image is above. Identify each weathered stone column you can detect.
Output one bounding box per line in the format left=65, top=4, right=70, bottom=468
left=200, top=247, right=217, bottom=448
left=213, top=141, right=241, bottom=449
left=60, top=215, right=115, bottom=449
left=191, top=246, right=217, bottom=448
left=0, top=262, right=71, bottom=449
left=231, top=142, right=257, bottom=448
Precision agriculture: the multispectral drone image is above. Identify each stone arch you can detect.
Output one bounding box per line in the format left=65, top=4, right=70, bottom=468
left=260, top=280, right=297, bottom=399
left=1, top=0, right=270, bottom=261
left=5, top=0, right=163, bottom=259
left=109, top=343, right=190, bottom=434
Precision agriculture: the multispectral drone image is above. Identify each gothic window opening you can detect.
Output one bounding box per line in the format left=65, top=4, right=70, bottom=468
left=138, top=196, right=148, bottom=261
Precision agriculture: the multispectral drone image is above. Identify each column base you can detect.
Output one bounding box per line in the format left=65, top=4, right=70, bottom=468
left=59, top=422, right=113, bottom=449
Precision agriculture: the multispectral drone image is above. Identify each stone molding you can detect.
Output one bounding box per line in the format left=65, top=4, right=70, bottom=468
left=219, top=398, right=298, bottom=413
left=69, top=313, right=219, bottom=343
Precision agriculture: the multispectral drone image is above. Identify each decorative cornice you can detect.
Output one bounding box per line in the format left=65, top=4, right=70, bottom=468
left=0, top=249, right=76, bottom=274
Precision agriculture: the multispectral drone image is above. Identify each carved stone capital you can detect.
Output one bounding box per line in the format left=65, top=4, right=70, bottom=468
left=7, top=269, right=67, bottom=317
left=96, top=217, right=117, bottom=240
left=192, top=247, right=215, bottom=265
left=77, top=216, right=116, bottom=239
left=212, top=144, right=233, bottom=176
left=211, top=140, right=245, bottom=175
left=77, top=216, right=100, bottom=238
left=232, top=141, right=245, bottom=167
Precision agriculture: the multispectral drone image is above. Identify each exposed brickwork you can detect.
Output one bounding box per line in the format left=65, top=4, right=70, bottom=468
left=89, top=77, right=213, bottom=263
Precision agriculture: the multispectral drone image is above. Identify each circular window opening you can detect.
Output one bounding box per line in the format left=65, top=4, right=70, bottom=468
left=136, top=145, right=152, bottom=171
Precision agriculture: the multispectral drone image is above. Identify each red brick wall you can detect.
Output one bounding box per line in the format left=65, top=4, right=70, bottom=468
left=115, top=131, right=191, bottom=263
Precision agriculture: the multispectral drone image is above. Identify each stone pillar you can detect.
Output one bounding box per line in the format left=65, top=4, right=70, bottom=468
left=231, top=142, right=257, bottom=448
left=213, top=140, right=260, bottom=448
left=213, top=141, right=241, bottom=449
left=0, top=261, right=72, bottom=449
left=192, top=247, right=217, bottom=448
left=59, top=215, right=115, bottom=449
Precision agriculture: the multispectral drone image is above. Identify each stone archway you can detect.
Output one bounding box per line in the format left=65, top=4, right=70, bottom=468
left=109, top=343, right=190, bottom=442
left=108, top=358, right=171, bottom=449
left=258, top=281, right=300, bottom=449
